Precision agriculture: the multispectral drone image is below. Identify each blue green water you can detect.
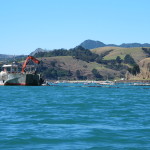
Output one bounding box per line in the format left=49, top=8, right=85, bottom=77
left=0, top=84, right=150, bottom=150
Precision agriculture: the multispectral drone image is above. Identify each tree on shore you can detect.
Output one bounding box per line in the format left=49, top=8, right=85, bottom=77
left=124, top=54, right=135, bottom=65
left=92, top=69, right=103, bottom=80
left=128, top=64, right=140, bottom=75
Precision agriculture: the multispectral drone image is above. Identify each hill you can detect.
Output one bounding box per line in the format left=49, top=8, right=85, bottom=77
left=1, top=41, right=150, bottom=81
left=34, top=46, right=150, bottom=81
left=79, top=40, right=106, bottom=49
left=79, top=39, right=150, bottom=49
left=26, top=46, right=150, bottom=80
left=126, top=58, right=150, bottom=80
left=0, top=54, right=14, bottom=61
left=39, top=56, right=122, bottom=80
left=91, top=47, right=147, bottom=63
left=30, top=48, right=47, bottom=56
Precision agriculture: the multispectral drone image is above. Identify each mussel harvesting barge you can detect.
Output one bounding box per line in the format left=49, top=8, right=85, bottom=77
left=0, top=56, right=43, bottom=86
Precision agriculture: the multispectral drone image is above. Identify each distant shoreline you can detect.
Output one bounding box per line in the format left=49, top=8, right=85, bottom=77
left=45, top=79, right=150, bottom=83
left=115, top=80, right=150, bottom=83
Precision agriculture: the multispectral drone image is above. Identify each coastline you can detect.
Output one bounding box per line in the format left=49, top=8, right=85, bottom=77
left=115, top=80, right=150, bottom=83
left=45, top=79, right=150, bottom=84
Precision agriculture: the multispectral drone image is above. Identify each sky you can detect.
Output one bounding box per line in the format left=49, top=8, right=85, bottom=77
left=0, top=0, right=150, bottom=55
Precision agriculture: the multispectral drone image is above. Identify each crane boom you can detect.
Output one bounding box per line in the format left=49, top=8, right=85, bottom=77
left=22, top=56, right=40, bottom=73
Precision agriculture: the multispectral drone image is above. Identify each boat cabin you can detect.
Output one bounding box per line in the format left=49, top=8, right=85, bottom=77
left=2, top=63, right=19, bottom=73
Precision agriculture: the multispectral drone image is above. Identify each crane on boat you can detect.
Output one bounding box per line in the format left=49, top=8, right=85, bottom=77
left=22, top=56, right=40, bottom=73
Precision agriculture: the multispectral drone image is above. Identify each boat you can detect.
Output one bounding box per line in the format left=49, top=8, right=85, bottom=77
left=0, top=56, right=44, bottom=86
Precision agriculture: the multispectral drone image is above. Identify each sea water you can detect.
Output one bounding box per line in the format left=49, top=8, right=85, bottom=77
left=0, top=84, right=150, bottom=150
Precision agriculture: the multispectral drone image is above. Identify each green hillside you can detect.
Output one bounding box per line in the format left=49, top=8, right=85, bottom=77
left=32, top=46, right=150, bottom=81
left=91, top=47, right=147, bottom=63
left=1, top=46, right=148, bottom=81
left=39, top=56, right=122, bottom=80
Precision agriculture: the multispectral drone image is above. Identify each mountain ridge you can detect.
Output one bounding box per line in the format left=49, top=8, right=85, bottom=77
left=28, top=40, right=150, bottom=56
left=79, top=39, right=150, bottom=49
left=1, top=39, right=150, bottom=56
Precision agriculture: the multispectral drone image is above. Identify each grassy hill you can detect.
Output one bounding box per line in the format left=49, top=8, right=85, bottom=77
left=91, top=47, right=147, bottom=63
left=127, top=58, right=150, bottom=80
left=39, top=56, right=122, bottom=80
left=1, top=46, right=149, bottom=81
left=91, top=47, right=150, bottom=80
left=34, top=46, right=150, bottom=81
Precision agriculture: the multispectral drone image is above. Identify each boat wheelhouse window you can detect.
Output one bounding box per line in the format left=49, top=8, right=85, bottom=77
left=12, top=67, right=17, bottom=72
left=2, top=64, right=19, bottom=73
left=5, top=67, right=11, bottom=72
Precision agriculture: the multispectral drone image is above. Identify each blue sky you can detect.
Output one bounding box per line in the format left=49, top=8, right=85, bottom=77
left=0, top=0, right=150, bottom=55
